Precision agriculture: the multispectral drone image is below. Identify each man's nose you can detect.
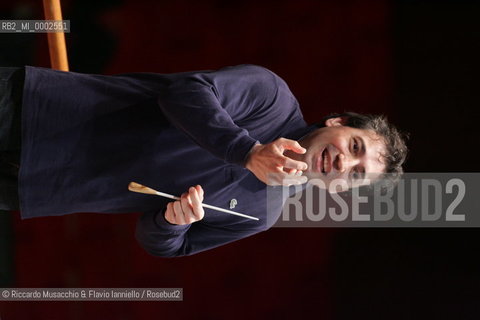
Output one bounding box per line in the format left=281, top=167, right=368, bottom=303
left=336, top=153, right=359, bottom=173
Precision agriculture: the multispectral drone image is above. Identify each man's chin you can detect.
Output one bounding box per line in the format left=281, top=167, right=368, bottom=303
left=302, top=172, right=350, bottom=193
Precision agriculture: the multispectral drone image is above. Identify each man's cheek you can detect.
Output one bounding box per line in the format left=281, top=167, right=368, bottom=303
left=329, top=173, right=352, bottom=190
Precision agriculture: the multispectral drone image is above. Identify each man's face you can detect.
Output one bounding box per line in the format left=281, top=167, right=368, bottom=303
left=293, top=117, right=387, bottom=190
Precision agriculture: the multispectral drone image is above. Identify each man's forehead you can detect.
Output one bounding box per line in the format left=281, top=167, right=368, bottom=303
left=352, top=127, right=380, bottom=140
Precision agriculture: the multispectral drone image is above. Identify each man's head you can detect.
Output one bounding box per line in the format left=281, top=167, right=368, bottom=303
left=286, top=112, right=408, bottom=190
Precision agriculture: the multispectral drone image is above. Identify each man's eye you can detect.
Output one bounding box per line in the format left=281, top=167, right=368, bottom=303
left=352, top=139, right=359, bottom=153
left=351, top=168, right=364, bottom=181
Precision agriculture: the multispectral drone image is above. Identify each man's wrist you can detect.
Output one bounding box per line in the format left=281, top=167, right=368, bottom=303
left=244, top=142, right=262, bottom=170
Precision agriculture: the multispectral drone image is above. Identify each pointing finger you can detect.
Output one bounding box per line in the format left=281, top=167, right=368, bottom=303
left=280, top=139, right=307, bottom=154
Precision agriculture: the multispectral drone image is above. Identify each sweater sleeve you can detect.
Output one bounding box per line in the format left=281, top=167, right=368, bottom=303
left=157, top=64, right=281, bottom=166
left=135, top=210, right=260, bottom=257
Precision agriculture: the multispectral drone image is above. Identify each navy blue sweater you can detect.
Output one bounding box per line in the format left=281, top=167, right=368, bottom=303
left=19, top=64, right=315, bottom=257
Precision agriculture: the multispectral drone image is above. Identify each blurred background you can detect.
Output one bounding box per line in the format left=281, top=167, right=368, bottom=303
left=0, top=0, right=479, bottom=318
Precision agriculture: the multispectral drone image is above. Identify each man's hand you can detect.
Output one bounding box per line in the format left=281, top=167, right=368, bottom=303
left=245, top=138, right=308, bottom=186
left=165, top=185, right=205, bottom=225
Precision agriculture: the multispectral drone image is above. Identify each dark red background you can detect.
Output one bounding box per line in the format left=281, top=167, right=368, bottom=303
left=1, top=0, right=479, bottom=319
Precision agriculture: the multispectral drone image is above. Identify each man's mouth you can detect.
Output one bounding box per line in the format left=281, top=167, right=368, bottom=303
left=317, top=147, right=330, bottom=174
left=321, top=148, right=330, bottom=173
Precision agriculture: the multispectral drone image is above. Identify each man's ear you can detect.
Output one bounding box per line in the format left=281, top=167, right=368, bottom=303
left=325, top=116, right=348, bottom=127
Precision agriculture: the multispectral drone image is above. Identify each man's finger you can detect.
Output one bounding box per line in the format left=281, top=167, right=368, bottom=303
left=195, top=185, right=204, bottom=202
left=281, top=175, right=308, bottom=186
left=190, top=188, right=205, bottom=220
left=279, top=139, right=306, bottom=154
left=266, top=171, right=307, bottom=186
left=282, top=156, right=308, bottom=171
left=173, top=201, right=186, bottom=225
left=180, top=192, right=194, bottom=223
left=165, top=202, right=176, bottom=224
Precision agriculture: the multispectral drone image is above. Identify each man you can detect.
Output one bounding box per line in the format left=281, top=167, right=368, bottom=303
left=0, top=64, right=407, bottom=257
